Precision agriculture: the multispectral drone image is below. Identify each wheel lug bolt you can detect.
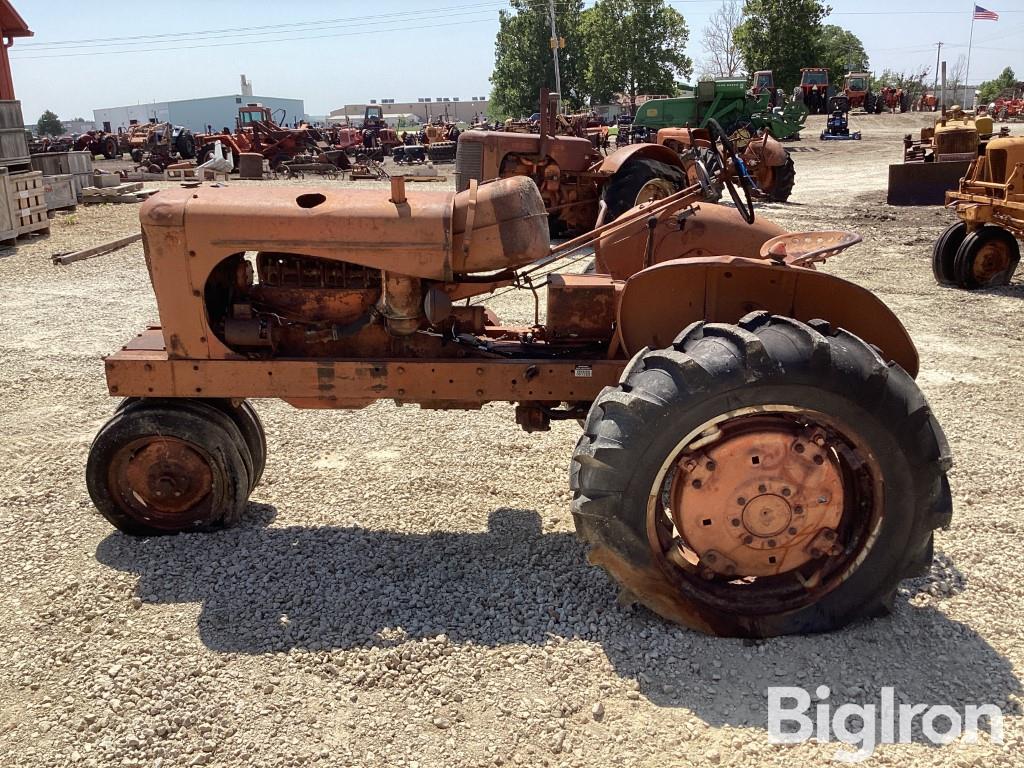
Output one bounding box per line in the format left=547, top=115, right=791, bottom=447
left=788, top=527, right=798, bottom=535
left=737, top=497, right=746, bottom=505
left=684, top=459, right=697, bottom=470
left=781, top=488, right=791, bottom=497
left=705, top=461, right=716, bottom=471
left=794, top=443, right=805, bottom=453
left=813, top=455, right=825, bottom=465
left=795, top=505, right=804, bottom=514
left=743, top=535, right=754, bottom=544
left=691, top=479, right=702, bottom=489
left=758, top=484, right=767, bottom=493
left=731, top=518, right=741, bottom=527
left=767, top=539, right=776, bottom=547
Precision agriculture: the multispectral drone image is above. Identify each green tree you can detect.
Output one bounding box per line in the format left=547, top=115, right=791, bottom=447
left=583, top=0, right=693, bottom=109
left=36, top=110, right=63, bottom=137
left=734, top=0, right=831, bottom=92
left=818, top=25, right=868, bottom=79
left=490, top=0, right=588, bottom=117
left=978, top=67, right=1017, bottom=105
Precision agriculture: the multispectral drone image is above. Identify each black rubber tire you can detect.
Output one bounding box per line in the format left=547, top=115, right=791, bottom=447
left=102, top=136, right=119, bottom=160
left=176, top=131, right=197, bottom=160
left=570, top=313, right=952, bottom=637
left=115, top=397, right=261, bottom=492
left=864, top=93, right=875, bottom=114
left=767, top=154, right=795, bottom=202
left=221, top=400, right=267, bottom=488
left=87, top=402, right=251, bottom=536
left=602, top=158, right=686, bottom=221
left=130, top=148, right=144, bottom=164
left=426, top=141, right=457, bottom=164
left=932, top=221, right=967, bottom=285
left=953, top=226, right=1021, bottom=289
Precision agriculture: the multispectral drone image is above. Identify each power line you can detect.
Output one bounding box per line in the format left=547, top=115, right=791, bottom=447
left=16, top=1, right=511, bottom=49
left=11, top=16, right=497, bottom=61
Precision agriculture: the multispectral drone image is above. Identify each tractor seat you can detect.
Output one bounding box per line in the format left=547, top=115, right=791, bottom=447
left=759, top=231, right=863, bottom=267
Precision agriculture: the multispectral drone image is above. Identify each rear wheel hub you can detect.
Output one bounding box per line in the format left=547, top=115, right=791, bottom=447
left=669, top=418, right=845, bottom=578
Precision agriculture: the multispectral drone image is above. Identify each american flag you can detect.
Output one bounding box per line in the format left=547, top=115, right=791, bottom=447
left=974, top=5, right=999, bottom=20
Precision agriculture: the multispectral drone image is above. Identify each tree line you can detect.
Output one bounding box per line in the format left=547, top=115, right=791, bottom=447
left=490, top=0, right=1015, bottom=118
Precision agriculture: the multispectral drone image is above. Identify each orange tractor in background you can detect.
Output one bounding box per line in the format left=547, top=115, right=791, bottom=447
left=842, top=72, right=874, bottom=112
left=195, top=103, right=321, bottom=170
left=85, top=124, right=951, bottom=639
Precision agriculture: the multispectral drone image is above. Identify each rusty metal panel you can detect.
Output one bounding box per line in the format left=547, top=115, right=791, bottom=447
left=104, top=335, right=623, bottom=404
left=546, top=274, right=619, bottom=341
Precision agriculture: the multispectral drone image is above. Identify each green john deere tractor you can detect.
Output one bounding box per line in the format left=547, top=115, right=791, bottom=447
left=627, top=78, right=808, bottom=143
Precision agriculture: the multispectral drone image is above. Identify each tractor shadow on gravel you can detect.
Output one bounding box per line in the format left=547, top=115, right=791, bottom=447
left=97, top=506, right=1020, bottom=741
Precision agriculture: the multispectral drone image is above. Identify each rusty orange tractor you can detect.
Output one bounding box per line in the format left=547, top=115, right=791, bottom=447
left=455, top=90, right=717, bottom=234
left=86, top=135, right=951, bottom=638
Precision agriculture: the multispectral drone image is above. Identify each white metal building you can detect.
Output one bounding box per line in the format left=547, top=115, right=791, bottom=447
left=93, top=93, right=306, bottom=133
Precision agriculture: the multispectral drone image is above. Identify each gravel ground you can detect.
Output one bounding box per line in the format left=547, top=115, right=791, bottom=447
left=1, top=112, right=1022, bottom=767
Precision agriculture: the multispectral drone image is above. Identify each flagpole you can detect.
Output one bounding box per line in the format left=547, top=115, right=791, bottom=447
left=964, top=6, right=976, bottom=107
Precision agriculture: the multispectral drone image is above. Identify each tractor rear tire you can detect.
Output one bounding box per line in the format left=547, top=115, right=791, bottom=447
left=602, top=157, right=686, bottom=221
left=767, top=154, right=796, bottom=202
left=176, top=131, right=197, bottom=160
left=953, top=226, right=1021, bottom=289
left=932, top=221, right=967, bottom=285
left=87, top=400, right=252, bottom=536
left=102, top=136, right=119, bottom=160
left=570, top=313, right=952, bottom=637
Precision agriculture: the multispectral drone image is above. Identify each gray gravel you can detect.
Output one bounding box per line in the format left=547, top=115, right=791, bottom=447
left=1, top=113, right=1022, bottom=767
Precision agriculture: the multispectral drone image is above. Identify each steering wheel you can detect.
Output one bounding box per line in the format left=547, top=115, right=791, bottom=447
left=705, top=119, right=756, bottom=224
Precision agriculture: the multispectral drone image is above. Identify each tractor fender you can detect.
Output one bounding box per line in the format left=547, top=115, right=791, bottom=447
left=599, top=142, right=685, bottom=175
left=596, top=202, right=786, bottom=280
left=616, top=255, right=919, bottom=377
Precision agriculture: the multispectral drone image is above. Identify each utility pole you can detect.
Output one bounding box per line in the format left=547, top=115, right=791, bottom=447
left=933, top=42, right=942, bottom=95
left=547, top=0, right=562, bottom=109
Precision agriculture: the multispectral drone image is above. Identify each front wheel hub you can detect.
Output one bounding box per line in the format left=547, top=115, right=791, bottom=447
left=670, top=421, right=845, bottom=577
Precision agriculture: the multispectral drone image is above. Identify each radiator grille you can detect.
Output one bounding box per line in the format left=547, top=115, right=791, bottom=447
left=454, top=139, right=483, bottom=192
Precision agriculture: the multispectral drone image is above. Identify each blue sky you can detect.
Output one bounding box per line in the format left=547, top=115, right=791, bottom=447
left=12, top=0, right=1022, bottom=124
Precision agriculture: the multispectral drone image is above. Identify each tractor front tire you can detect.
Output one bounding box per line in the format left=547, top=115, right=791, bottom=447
left=570, top=313, right=952, bottom=637
left=87, top=400, right=252, bottom=536
left=602, top=158, right=686, bottom=221
left=932, top=221, right=967, bottom=285
left=953, top=226, right=1020, bottom=289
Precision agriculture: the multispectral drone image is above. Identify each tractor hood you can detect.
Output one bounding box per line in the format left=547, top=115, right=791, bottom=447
left=139, top=175, right=550, bottom=282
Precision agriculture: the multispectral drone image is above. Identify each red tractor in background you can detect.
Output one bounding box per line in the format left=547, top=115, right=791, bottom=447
left=878, top=87, right=910, bottom=113
left=751, top=70, right=777, bottom=106
left=799, top=68, right=831, bottom=114
left=73, top=130, right=121, bottom=159
left=326, top=105, right=401, bottom=159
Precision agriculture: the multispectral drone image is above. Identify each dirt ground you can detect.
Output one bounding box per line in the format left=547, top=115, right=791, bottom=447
left=1, top=112, right=1022, bottom=768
